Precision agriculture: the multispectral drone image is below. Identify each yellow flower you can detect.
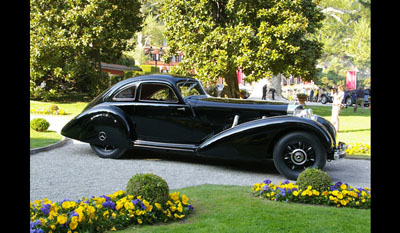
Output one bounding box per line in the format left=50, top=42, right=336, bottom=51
left=312, top=190, right=320, bottom=196
left=137, top=219, right=143, bottom=224
left=307, top=185, right=312, bottom=190
left=69, top=216, right=78, bottom=230
left=177, top=203, right=183, bottom=213
left=322, top=191, right=329, bottom=196
left=293, top=191, right=299, bottom=196
left=95, top=197, right=106, bottom=204
left=87, top=206, right=96, bottom=214
left=174, top=213, right=185, bottom=219
left=340, top=184, right=347, bottom=190
left=142, top=200, right=153, bottom=211
left=332, top=190, right=339, bottom=196
left=182, top=194, right=189, bottom=205
left=155, top=203, right=162, bottom=210
left=103, top=210, right=109, bottom=219
left=337, top=193, right=343, bottom=199
left=170, top=192, right=180, bottom=202
left=57, top=214, right=68, bottom=225
left=340, top=200, right=348, bottom=206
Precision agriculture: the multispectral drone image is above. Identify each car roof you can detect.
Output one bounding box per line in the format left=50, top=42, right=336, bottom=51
left=119, top=74, right=197, bottom=86
left=104, top=74, right=198, bottom=98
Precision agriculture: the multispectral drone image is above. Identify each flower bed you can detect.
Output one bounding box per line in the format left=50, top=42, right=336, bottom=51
left=30, top=190, right=193, bottom=233
left=252, top=180, right=370, bottom=209
left=30, top=107, right=67, bottom=115
left=345, top=143, right=371, bottom=155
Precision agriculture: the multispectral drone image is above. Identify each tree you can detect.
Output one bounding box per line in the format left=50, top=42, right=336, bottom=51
left=30, top=0, right=143, bottom=96
left=161, top=0, right=324, bottom=98
left=317, top=0, right=370, bottom=81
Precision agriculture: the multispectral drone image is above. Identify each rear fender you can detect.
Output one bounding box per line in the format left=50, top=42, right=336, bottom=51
left=197, top=116, right=334, bottom=159
left=61, top=104, right=132, bottom=148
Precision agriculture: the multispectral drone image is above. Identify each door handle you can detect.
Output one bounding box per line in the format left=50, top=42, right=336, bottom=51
left=177, top=107, right=186, bottom=111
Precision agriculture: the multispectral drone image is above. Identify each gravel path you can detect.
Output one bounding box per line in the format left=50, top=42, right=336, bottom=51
left=30, top=139, right=370, bottom=202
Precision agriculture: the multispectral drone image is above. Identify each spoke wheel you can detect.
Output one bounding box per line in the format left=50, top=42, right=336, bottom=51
left=273, top=131, right=326, bottom=180
left=283, top=141, right=316, bottom=171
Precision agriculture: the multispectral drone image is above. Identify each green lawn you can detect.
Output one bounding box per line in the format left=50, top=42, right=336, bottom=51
left=30, top=101, right=89, bottom=148
left=308, top=105, right=371, bottom=155
left=30, top=100, right=89, bottom=117
left=112, top=185, right=370, bottom=233
left=30, top=128, right=63, bottom=149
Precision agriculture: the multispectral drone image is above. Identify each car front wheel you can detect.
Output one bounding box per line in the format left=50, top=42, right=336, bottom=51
left=90, top=144, right=127, bottom=159
left=273, top=131, right=327, bottom=180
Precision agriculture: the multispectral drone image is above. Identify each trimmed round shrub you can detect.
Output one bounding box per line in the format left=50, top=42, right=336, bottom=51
left=126, top=173, right=169, bottom=205
left=296, top=168, right=331, bottom=192
left=30, top=118, right=50, bottom=132
left=48, top=105, right=59, bottom=112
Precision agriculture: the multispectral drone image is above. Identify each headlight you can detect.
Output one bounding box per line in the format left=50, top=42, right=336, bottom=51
left=293, top=108, right=316, bottom=120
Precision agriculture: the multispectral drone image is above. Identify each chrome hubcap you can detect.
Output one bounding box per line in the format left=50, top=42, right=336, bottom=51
left=283, top=141, right=316, bottom=171
left=291, top=149, right=307, bottom=165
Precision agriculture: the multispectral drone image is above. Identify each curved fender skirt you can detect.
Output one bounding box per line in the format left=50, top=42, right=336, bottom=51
left=196, top=116, right=334, bottom=160
left=61, top=104, right=132, bottom=148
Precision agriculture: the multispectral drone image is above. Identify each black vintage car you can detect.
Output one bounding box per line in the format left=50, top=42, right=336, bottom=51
left=320, top=89, right=370, bottom=107
left=62, top=74, right=346, bottom=180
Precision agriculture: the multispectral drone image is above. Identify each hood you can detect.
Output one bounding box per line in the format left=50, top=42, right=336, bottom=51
left=187, top=96, right=292, bottom=115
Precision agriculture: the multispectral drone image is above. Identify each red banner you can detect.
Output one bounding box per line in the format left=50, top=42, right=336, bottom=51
left=346, top=71, right=356, bottom=90
left=237, top=67, right=244, bottom=85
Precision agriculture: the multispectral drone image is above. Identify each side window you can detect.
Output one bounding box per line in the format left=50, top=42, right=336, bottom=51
left=139, top=83, right=178, bottom=103
left=113, top=85, right=136, bottom=101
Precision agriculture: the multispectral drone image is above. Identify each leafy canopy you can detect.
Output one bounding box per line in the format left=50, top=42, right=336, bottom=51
left=30, top=0, right=143, bottom=96
left=161, top=0, right=324, bottom=97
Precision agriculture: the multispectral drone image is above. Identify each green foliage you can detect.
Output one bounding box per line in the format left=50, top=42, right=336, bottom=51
left=48, top=105, right=59, bottom=112
left=317, top=0, right=370, bottom=80
left=30, top=118, right=50, bottom=132
left=139, top=65, right=160, bottom=74
left=161, top=0, right=324, bottom=97
left=30, top=0, right=143, bottom=97
left=296, top=168, right=331, bottom=192
left=126, top=173, right=170, bottom=205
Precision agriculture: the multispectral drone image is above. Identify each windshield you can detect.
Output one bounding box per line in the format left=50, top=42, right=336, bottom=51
left=177, top=81, right=206, bottom=98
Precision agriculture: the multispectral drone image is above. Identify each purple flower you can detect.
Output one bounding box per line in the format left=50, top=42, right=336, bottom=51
left=102, top=200, right=116, bottom=210
left=188, top=205, right=194, bottom=211
left=132, top=199, right=146, bottom=210
left=100, top=195, right=111, bottom=202
left=263, top=179, right=272, bottom=185
left=40, top=204, right=51, bottom=216
left=70, top=211, right=79, bottom=218
left=30, top=220, right=44, bottom=233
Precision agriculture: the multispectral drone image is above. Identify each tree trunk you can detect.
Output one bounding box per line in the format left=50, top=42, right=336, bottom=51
left=266, top=74, right=284, bottom=100
left=223, top=71, right=240, bottom=98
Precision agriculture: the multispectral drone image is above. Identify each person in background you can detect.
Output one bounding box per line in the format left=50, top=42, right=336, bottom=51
left=269, top=88, right=276, bottom=100
left=309, top=89, right=314, bottom=102
left=331, top=85, right=344, bottom=132
left=314, top=88, right=319, bottom=102
left=262, top=84, right=267, bottom=100
left=354, top=86, right=365, bottom=113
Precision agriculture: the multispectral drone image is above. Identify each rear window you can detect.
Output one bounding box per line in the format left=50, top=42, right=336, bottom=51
left=139, top=83, right=178, bottom=103
left=113, top=85, right=136, bottom=101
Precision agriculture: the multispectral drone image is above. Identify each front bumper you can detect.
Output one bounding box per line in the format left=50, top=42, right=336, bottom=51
left=334, top=142, right=347, bottom=160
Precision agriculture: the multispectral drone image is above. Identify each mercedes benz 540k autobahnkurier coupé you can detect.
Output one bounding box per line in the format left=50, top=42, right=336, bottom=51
left=61, top=74, right=346, bottom=179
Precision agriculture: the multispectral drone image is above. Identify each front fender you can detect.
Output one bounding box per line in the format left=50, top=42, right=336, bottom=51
left=61, top=104, right=132, bottom=148
left=197, top=115, right=334, bottom=160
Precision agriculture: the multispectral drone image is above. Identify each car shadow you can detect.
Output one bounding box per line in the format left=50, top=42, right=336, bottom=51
left=121, top=148, right=279, bottom=175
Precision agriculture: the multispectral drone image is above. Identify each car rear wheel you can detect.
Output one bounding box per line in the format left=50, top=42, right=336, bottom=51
left=321, top=95, right=327, bottom=104
left=346, top=97, right=353, bottom=106
left=273, top=131, right=327, bottom=180
left=90, top=144, right=127, bottom=159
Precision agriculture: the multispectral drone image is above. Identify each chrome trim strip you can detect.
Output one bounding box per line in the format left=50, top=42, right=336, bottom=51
left=133, top=140, right=197, bottom=152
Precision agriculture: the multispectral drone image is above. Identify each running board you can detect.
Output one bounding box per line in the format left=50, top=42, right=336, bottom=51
left=133, top=140, right=197, bottom=152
